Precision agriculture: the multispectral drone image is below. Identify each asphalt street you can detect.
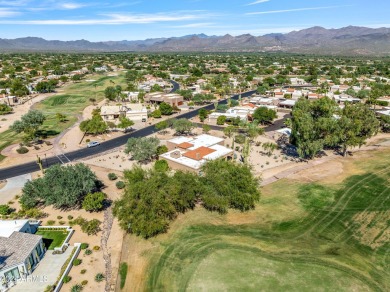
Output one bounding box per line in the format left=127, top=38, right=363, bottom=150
left=0, top=88, right=289, bottom=180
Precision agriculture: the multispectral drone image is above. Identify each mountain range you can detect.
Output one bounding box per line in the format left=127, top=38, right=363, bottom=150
left=1, top=26, right=390, bottom=55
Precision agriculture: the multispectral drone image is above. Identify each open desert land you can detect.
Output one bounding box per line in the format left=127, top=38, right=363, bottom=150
left=118, top=144, right=390, bottom=292
left=0, top=72, right=127, bottom=163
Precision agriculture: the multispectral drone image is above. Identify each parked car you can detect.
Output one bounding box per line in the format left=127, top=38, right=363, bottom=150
left=87, top=141, right=100, bottom=148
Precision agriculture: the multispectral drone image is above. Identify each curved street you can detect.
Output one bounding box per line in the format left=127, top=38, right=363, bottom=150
left=0, top=88, right=263, bottom=180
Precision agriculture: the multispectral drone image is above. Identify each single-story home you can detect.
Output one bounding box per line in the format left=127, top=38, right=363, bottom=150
left=144, top=92, right=184, bottom=107
left=100, top=104, right=148, bottom=123
left=0, top=220, right=45, bottom=291
left=161, top=134, right=233, bottom=173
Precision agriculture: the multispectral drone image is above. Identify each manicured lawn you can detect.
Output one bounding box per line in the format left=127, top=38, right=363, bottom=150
left=34, top=73, right=127, bottom=135
left=0, top=72, right=126, bottom=158
left=36, top=229, right=69, bottom=250
left=142, top=148, right=390, bottom=292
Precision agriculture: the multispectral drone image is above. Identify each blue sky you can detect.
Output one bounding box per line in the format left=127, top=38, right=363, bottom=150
left=0, top=0, right=389, bottom=41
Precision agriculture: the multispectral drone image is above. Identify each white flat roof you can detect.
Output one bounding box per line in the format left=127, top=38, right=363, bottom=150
left=279, top=100, right=296, bottom=106
left=161, top=144, right=233, bottom=170
left=169, top=134, right=224, bottom=148
left=377, top=110, right=390, bottom=116
left=0, top=220, right=29, bottom=238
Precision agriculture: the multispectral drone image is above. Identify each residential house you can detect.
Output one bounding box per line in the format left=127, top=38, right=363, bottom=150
left=0, top=220, right=45, bottom=292
left=160, top=134, right=234, bottom=173
left=144, top=92, right=184, bottom=107
left=100, top=104, right=148, bottom=123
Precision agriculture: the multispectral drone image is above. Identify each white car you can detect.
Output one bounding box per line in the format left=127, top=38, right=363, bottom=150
left=87, top=141, right=100, bottom=148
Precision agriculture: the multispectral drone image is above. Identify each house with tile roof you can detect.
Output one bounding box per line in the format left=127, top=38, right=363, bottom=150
left=160, top=134, right=233, bottom=173
left=0, top=220, right=45, bottom=291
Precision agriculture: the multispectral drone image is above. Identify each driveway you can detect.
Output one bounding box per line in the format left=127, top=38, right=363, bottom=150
left=11, top=247, right=73, bottom=292
left=0, top=173, right=31, bottom=204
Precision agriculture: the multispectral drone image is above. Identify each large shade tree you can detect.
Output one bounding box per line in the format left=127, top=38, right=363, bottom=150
left=20, top=163, right=99, bottom=209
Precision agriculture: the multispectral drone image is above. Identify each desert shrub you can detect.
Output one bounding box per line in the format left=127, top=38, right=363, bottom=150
left=16, top=147, right=29, bottom=154
left=73, top=259, right=82, bottom=266
left=67, top=215, right=74, bottom=220
left=216, top=115, right=226, bottom=125
left=47, top=220, right=55, bottom=226
left=108, top=173, right=118, bottom=181
left=115, top=181, right=125, bottom=189
left=93, top=246, right=100, bottom=251
left=71, top=284, right=83, bottom=292
left=81, top=280, right=88, bottom=286
left=0, top=205, right=13, bottom=216
left=80, top=269, right=87, bottom=274
left=234, top=134, right=246, bottom=144
left=154, top=160, right=169, bottom=172
left=57, top=216, right=63, bottom=219
left=82, top=192, right=106, bottom=212
left=20, top=208, right=47, bottom=219
left=59, top=221, right=65, bottom=225
left=81, top=219, right=101, bottom=235
left=84, top=249, right=92, bottom=255
left=95, top=273, right=105, bottom=282
left=44, top=285, right=54, bottom=292
left=80, top=243, right=89, bottom=250
left=63, top=275, right=72, bottom=283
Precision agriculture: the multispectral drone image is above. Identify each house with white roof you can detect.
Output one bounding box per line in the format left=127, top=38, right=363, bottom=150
left=0, top=220, right=45, bottom=291
left=160, top=134, right=234, bottom=173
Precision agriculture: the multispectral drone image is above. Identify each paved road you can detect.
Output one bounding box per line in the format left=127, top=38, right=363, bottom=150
left=0, top=90, right=257, bottom=180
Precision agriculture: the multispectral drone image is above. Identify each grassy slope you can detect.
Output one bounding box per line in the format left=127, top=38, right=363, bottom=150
left=0, top=73, right=126, bottom=156
left=141, top=149, right=390, bottom=292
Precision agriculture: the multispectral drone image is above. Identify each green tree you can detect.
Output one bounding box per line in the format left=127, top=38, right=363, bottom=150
left=79, top=115, right=108, bottom=135
left=104, top=86, right=117, bottom=101
left=201, top=159, right=261, bottom=213
left=124, top=137, right=160, bottom=162
left=151, top=109, right=162, bottom=118
left=10, top=110, right=46, bottom=141
left=159, top=102, right=173, bottom=115
left=217, top=115, right=226, bottom=125
left=335, top=103, right=380, bottom=156
left=82, top=192, right=106, bottom=212
left=154, top=160, right=169, bottom=172
left=172, top=119, right=195, bottom=134
left=156, top=145, right=168, bottom=155
left=252, top=107, right=277, bottom=125
left=20, top=164, right=98, bottom=209
left=117, top=116, right=134, bottom=130
left=0, top=103, right=12, bottom=115
left=155, top=120, right=169, bottom=133
left=198, top=108, right=208, bottom=122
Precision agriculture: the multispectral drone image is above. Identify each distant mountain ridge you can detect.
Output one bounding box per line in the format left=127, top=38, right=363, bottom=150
left=1, top=26, right=390, bottom=55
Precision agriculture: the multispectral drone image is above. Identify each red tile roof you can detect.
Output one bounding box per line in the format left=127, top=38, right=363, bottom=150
left=183, top=146, right=216, bottom=161
left=177, top=142, right=194, bottom=149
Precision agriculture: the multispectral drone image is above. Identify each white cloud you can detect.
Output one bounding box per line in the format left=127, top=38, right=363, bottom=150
left=0, top=8, right=21, bottom=17
left=0, top=0, right=30, bottom=6
left=246, top=5, right=352, bottom=15
left=246, top=0, right=270, bottom=6
left=0, top=11, right=207, bottom=25
left=60, top=2, right=86, bottom=9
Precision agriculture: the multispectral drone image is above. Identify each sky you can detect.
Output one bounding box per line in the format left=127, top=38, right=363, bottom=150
left=0, top=0, right=389, bottom=41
